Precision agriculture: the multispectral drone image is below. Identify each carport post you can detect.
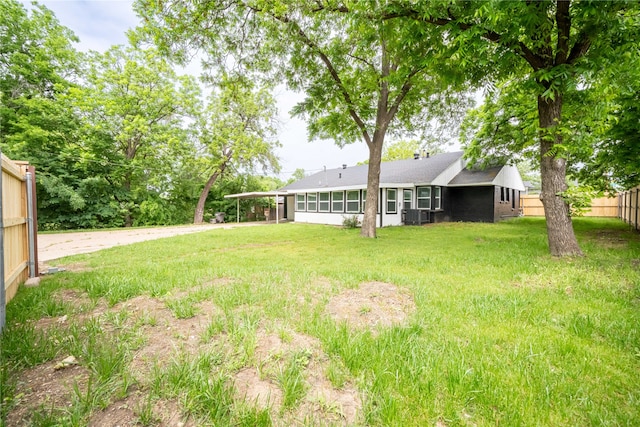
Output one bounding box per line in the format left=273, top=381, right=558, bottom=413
left=236, top=197, right=240, bottom=223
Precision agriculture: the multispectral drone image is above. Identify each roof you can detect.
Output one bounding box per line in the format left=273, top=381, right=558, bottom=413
left=224, top=191, right=287, bottom=199
left=281, top=151, right=465, bottom=191
left=279, top=151, right=525, bottom=192
left=448, top=166, right=502, bottom=186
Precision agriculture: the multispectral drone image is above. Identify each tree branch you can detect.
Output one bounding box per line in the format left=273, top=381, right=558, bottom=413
left=382, top=7, right=547, bottom=71
left=555, top=0, right=571, bottom=64
left=246, top=3, right=373, bottom=146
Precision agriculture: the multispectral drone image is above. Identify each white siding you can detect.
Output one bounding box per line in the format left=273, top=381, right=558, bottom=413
left=431, top=157, right=466, bottom=186
left=494, top=165, right=526, bottom=191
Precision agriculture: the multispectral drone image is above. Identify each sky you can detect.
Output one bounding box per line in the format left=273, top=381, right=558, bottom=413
left=22, top=0, right=370, bottom=180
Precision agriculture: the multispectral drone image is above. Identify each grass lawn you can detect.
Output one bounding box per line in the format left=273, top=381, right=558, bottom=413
left=1, top=217, right=639, bottom=426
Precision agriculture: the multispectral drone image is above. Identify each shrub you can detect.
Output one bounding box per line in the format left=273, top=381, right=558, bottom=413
left=342, top=215, right=361, bottom=228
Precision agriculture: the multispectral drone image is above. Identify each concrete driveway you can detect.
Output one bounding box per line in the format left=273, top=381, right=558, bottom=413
left=38, top=222, right=261, bottom=263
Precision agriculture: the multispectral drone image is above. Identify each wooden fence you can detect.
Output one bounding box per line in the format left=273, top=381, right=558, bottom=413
left=1, top=152, right=38, bottom=331
left=619, top=186, right=639, bottom=232
left=520, top=194, right=619, bottom=217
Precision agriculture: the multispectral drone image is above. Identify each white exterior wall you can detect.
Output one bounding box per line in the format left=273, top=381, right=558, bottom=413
left=494, top=165, right=526, bottom=191
left=431, top=157, right=466, bottom=186
left=290, top=185, right=414, bottom=228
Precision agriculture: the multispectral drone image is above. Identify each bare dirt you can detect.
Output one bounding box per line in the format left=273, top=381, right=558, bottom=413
left=326, top=281, right=417, bottom=333
left=6, top=279, right=416, bottom=426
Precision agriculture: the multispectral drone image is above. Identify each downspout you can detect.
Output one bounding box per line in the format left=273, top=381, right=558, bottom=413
left=26, top=171, right=36, bottom=277
left=1, top=148, right=6, bottom=332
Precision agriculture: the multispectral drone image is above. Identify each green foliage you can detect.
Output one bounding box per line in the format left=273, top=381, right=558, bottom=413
left=341, top=215, right=361, bottom=229
left=134, top=0, right=474, bottom=236
left=191, top=75, right=281, bottom=223
left=559, top=184, right=600, bottom=217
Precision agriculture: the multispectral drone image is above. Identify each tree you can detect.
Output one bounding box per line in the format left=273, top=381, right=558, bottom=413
left=391, top=0, right=638, bottom=256
left=135, top=0, right=470, bottom=238
left=0, top=0, right=101, bottom=228
left=573, top=45, right=640, bottom=192
left=288, top=168, right=307, bottom=185
left=72, top=45, right=200, bottom=226
left=192, top=77, right=280, bottom=224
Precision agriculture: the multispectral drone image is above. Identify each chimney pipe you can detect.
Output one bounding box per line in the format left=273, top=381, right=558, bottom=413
left=413, top=152, right=420, bottom=160
left=342, top=164, right=347, bottom=169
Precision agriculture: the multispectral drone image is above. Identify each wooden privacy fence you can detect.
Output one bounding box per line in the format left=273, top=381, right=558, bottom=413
left=520, top=194, right=619, bottom=217
left=1, top=151, right=38, bottom=331
left=619, top=186, right=639, bottom=232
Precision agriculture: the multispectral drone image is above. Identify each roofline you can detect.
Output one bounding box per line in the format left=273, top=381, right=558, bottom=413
left=224, top=191, right=288, bottom=199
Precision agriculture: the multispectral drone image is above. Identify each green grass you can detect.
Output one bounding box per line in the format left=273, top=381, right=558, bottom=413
left=2, top=217, right=639, bottom=426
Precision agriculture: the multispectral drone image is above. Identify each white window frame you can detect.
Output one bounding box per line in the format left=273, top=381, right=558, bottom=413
left=434, top=186, right=441, bottom=210
left=403, top=189, right=413, bottom=210
left=296, top=193, right=306, bottom=211
left=361, top=189, right=367, bottom=213
left=318, top=192, right=330, bottom=212
left=331, top=191, right=344, bottom=212
left=417, top=186, right=431, bottom=210
left=387, top=188, right=397, bottom=213
left=307, top=192, right=317, bottom=212
left=346, top=190, right=360, bottom=213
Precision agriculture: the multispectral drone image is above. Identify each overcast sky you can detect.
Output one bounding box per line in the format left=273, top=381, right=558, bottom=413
left=22, top=0, right=369, bottom=179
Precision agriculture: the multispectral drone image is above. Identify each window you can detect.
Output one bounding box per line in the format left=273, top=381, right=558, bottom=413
left=361, top=190, right=367, bottom=213
left=296, top=194, right=306, bottom=211
left=332, top=191, right=344, bottom=212
left=346, top=190, right=360, bottom=213
left=511, top=189, right=516, bottom=209
left=403, top=189, right=413, bottom=210
left=307, top=193, right=317, bottom=211
left=387, top=188, right=397, bottom=213
left=434, top=187, right=441, bottom=210
left=505, top=187, right=510, bottom=202
left=417, top=186, right=431, bottom=209
left=319, top=192, right=330, bottom=212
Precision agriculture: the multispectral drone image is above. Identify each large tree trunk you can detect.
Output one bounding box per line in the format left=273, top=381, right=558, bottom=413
left=538, top=94, right=583, bottom=256
left=361, top=136, right=384, bottom=237
left=193, top=168, right=224, bottom=224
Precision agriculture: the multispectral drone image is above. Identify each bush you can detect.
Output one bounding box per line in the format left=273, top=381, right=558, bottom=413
left=342, top=215, right=361, bottom=228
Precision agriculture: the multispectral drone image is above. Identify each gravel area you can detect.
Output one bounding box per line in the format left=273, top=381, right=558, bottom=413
left=38, top=222, right=262, bottom=262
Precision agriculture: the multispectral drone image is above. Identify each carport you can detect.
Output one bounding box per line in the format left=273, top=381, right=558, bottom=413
left=223, top=191, right=288, bottom=224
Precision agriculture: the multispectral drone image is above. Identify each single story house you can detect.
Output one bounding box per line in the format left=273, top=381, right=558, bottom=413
left=279, top=151, right=525, bottom=227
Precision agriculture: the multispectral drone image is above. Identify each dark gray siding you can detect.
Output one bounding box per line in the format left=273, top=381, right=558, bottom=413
left=450, top=186, right=495, bottom=222
left=494, top=187, right=521, bottom=220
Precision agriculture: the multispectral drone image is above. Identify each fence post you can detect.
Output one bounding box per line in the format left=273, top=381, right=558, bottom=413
left=1, top=147, right=6, bottom=332
left=26, top=171, right=36, bottom=277
left=635, top=187, right=640, bottom=231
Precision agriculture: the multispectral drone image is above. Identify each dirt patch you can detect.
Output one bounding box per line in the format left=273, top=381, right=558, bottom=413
left=585, top=229, right=629, bottom=249
left=88, top=393, right=197, bottom=427
left=326, top=281, right=416, bottom=332
left=127, top=296, right=222, bottom=377
left=7, top=282, right=367, bottom=426
left=235, top=329, right=363, bottom=425
left=5, top=359, right=90, bottom=426
left=235, top=367, right=284, bottom=409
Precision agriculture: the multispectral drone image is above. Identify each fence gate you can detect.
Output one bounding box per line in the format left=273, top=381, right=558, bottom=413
left=1, top=150, right=38, bottom=331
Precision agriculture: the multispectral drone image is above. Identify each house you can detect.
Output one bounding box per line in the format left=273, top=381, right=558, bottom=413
left=279, top=151, right=525, bottom=227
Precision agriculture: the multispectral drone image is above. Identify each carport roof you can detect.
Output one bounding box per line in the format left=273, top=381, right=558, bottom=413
left=224, top=191, right=287, bottom=199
